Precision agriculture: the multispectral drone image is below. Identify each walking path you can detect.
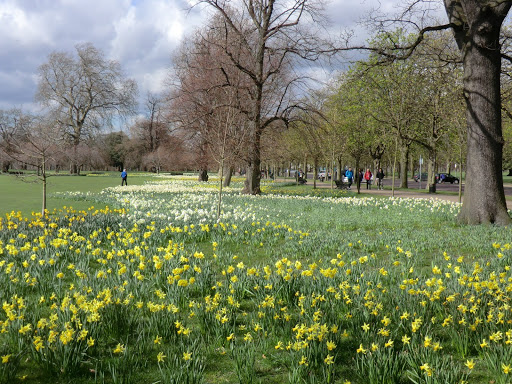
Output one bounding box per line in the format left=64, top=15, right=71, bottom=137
left=356, top=187, right=464, bottom=204
left=284, top=178, right=512, bottom=209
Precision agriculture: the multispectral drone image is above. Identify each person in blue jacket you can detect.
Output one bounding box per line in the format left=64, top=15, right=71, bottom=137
left=345, top=167, right=353, bottom=189
left=121, top=169, right=128, bottom=186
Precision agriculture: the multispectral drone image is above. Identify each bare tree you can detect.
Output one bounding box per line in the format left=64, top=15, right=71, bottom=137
left=133, top=92, right=167, bottom=153
left=169, top=18, right=252, bottom=182
left=0, top=110, right=62, bottom=215
left=36, top=43, right=138, bottom=174
left=195, top=0, right=329, bottom=194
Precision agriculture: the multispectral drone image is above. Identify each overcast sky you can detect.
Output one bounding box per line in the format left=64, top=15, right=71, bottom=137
left=0, top=0, right=445, bottom=113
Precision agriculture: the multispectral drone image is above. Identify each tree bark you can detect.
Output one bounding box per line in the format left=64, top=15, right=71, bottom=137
left=427, top=153, right=436, bottom=194
left=399, top=142, right=409, bottom=188
left=313, top=157, right=318, bottom=189
left=445, top=0, right=511, bottom=224
left=223, top=165, right=233, bottom=187
left=243, top=121, right=261, bottom=194
left=459, top=38, right=509, bottom=223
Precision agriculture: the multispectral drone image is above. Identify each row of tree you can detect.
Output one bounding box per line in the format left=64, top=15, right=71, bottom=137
left=169, top=0, right=512, bottom=225
left=1, top=0, right=512, bottom=225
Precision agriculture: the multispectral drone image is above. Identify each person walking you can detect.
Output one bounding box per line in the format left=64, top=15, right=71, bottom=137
left=345, top=167, right=353, bottom=189
left=121, top=169, right=128, bottom=186
left=376, top=168, right=385, bottom=190
left=364, top=168, right=372, bottom=190
left=357, top=169, right=363, bottom=190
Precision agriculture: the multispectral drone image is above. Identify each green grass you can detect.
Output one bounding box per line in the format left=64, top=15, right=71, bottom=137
left=0, top=172, right=157, bottom=216
left=2, top=176, right=512, bottom=383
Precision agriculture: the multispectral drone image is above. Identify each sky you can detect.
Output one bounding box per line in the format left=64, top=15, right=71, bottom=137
left=0, top=0, right=445, bottom=114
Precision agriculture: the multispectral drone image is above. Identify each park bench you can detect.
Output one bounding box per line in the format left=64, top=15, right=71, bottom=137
left=335, top=180, right=348, bottom=189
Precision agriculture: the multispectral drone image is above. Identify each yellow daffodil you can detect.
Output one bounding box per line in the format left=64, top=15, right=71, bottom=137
left=113, top=343, right=125, bottom=354
left=465, top=359, right=475, bottom=370
left=157, top=352, right=166, bottom=362
left=326, top=341, right=336, bottom=351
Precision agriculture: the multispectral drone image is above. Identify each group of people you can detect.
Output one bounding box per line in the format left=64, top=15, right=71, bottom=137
left=344, top=167, right=385, bottom=190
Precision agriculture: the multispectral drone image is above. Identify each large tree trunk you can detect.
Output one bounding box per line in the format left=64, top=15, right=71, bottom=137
left=459, top=43, right=509, bottom=223
left=457, top=8, right=509, bottom=224
left=70, top=135, right=80, bottom=174
left=243, top=122, right=262, bottom=194
left=427, top=153, right=436, bottom=194
left=198, top=139, right=209, bottom=182
left=445, top=0, right=511, bottom=225
left=399, top=143, right=409, bottom=189
left=223, top=165, right=233, bottom=187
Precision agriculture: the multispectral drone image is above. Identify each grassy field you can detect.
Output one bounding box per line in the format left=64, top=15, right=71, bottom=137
left=1, top=176, right=512, bottom=383
left=0, top=172, right=157, bottom=216
left=2, top=170, right=511, bottom=218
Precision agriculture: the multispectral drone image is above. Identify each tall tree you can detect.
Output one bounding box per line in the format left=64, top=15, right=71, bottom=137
left=444, top=0, right=511, bottom=224
left=365, top=1, right=512, bottom=223
left=36, top=43, right=138, bottom=174
left=198, top=0, right=329, bottom=194
left=169, top=18, right=253, bottom=182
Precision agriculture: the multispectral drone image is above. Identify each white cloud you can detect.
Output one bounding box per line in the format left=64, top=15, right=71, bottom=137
left=0, top=0, right=446, bottom=113
left=0, top=0, right=206, bottom=111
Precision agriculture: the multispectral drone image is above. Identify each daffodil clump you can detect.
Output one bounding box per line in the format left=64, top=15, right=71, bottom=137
left=0, top=177, right=510, bottom=383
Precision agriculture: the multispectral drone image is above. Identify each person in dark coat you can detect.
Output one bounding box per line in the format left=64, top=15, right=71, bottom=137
left=376, top=168, right=385, bottom=190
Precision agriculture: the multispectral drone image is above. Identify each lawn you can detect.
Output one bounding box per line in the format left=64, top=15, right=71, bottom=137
left=0, top=176, right=511, bottom=383
left=0, top=172, right=158, bottom=216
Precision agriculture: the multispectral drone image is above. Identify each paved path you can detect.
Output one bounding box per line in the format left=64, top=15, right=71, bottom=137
left=281, top=177, right=512, bottom=209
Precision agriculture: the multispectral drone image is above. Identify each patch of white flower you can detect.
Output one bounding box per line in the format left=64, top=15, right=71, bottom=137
left=52, top=178, right=461, bottom=227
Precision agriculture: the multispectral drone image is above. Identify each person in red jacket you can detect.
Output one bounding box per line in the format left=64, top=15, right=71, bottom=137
left=364, top=168, right=372, bottom=190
